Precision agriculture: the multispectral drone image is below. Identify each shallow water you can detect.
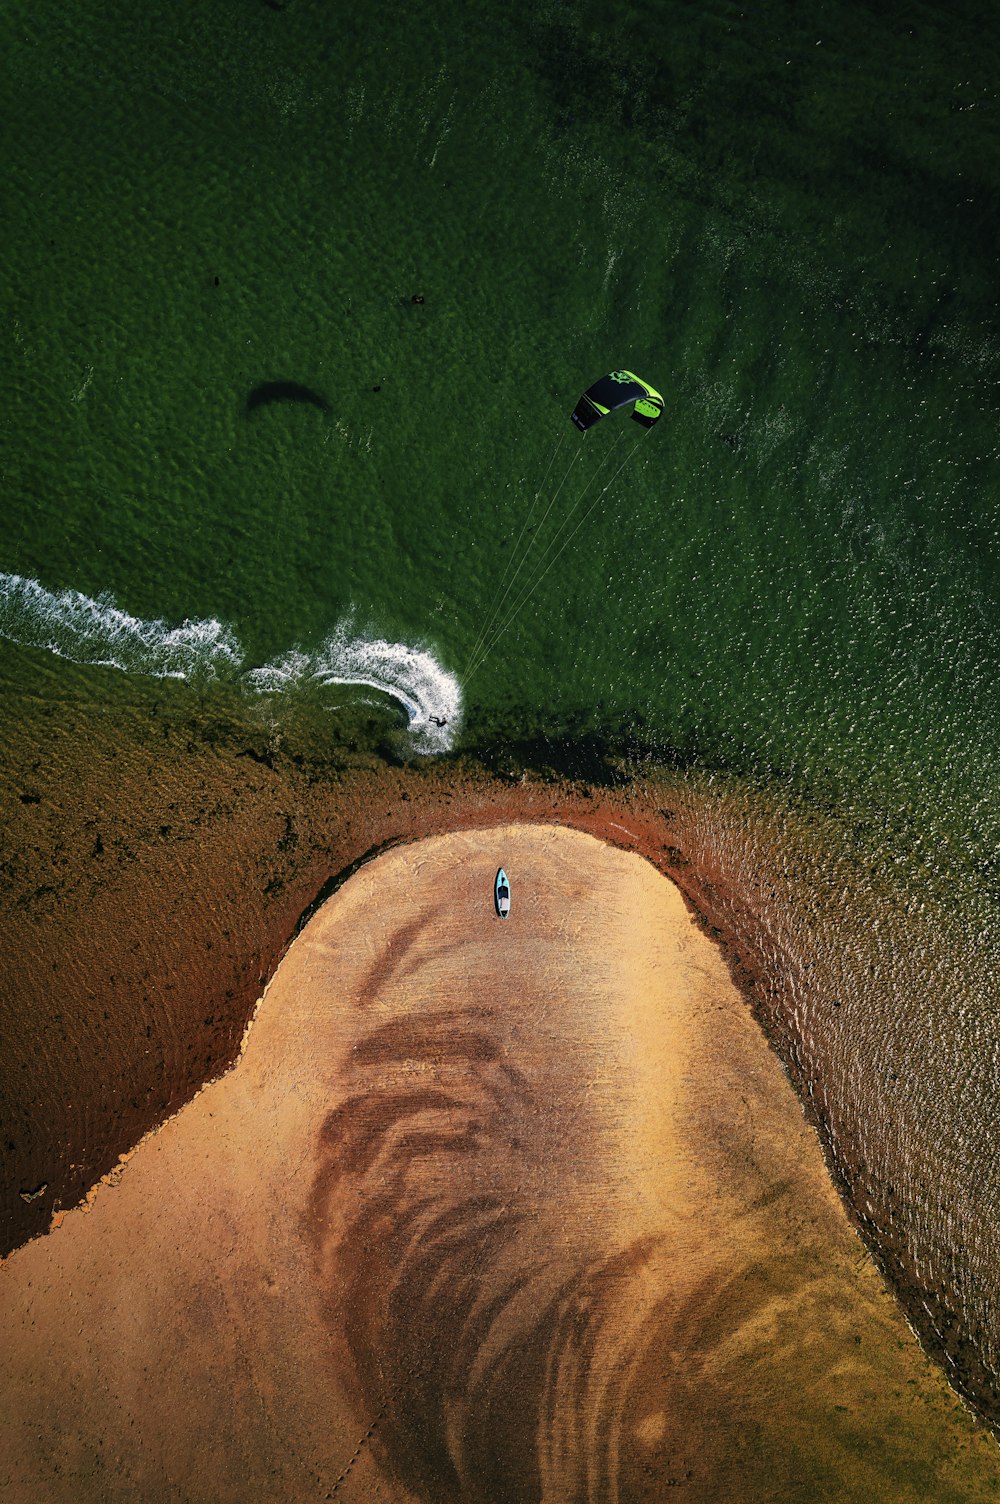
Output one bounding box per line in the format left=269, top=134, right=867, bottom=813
left=3, top=0, right=1000, bottom=1430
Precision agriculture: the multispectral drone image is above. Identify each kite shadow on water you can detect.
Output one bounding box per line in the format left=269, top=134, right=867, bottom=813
left=243, top=380, right=332, bottom=418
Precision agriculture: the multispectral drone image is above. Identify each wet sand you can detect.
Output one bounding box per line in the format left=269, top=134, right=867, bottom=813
left=1, top=825, right=997, bottom=1501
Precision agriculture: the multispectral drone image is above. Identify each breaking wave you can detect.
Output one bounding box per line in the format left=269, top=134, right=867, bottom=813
left=0, top=571, right=460, bottom=752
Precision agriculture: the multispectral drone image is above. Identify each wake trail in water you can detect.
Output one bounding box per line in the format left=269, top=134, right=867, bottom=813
left=248, top=627, right=461, bottom=753
left=0, top=572, right=243, bottom=679
left=0, top=572, right=460, bottom=754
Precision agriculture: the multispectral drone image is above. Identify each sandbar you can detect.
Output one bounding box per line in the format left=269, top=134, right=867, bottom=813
left=1, top=824, right=997, bottom=1502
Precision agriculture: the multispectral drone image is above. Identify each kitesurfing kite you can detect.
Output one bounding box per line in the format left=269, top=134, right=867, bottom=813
left=570, top=370, right=663, bottom=433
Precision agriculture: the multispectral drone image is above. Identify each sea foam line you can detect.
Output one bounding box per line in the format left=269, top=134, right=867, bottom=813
left=0, top=571, right=460, bottom=752
left=0, top=572, right=243, bottom=679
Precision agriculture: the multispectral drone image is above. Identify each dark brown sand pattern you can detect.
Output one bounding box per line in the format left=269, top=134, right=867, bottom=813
left=1, top=827, right=998, bottom=1501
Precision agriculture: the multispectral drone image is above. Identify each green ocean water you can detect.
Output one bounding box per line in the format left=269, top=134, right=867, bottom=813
left=3, top=0, right=997, bottom=799
left=4, top=0, right=1000, bottom=1416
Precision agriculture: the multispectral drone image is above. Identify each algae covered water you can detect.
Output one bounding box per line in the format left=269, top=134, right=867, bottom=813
left=4, top=0, right=1000, bottom=1428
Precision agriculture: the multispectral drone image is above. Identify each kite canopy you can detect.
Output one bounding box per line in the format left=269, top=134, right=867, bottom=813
left=570, top=370, right=663, bottom=432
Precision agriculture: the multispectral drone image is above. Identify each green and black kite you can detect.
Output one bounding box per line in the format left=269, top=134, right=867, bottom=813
left=571, top=370, right=663, bottom=433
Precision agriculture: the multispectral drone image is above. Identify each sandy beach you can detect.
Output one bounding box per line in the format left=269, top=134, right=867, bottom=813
left=2, top=823, right=997, bottom=1502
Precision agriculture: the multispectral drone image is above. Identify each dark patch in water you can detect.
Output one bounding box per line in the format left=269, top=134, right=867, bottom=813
left=236, top=745, right=276, bottom=769
left=244, top=381, right=331, bottom=417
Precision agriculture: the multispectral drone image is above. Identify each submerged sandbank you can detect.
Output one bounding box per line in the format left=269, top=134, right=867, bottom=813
left=1, top=825, right=997, bottom=1502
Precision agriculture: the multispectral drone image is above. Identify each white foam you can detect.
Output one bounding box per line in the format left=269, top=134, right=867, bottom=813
left=248, top=623, right=462, bottom=752
left=0, top=572, right=460, bottom=753
left=0, top=572, right=241, bottom=679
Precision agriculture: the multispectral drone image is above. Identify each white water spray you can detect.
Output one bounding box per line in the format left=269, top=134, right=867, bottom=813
left=0, top=572, right=460, bottom=753
left=0, top=572, right=243, bottom=679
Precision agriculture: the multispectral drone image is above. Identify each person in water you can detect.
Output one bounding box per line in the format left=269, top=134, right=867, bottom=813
left=429, top=716, right=447, bottom=727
